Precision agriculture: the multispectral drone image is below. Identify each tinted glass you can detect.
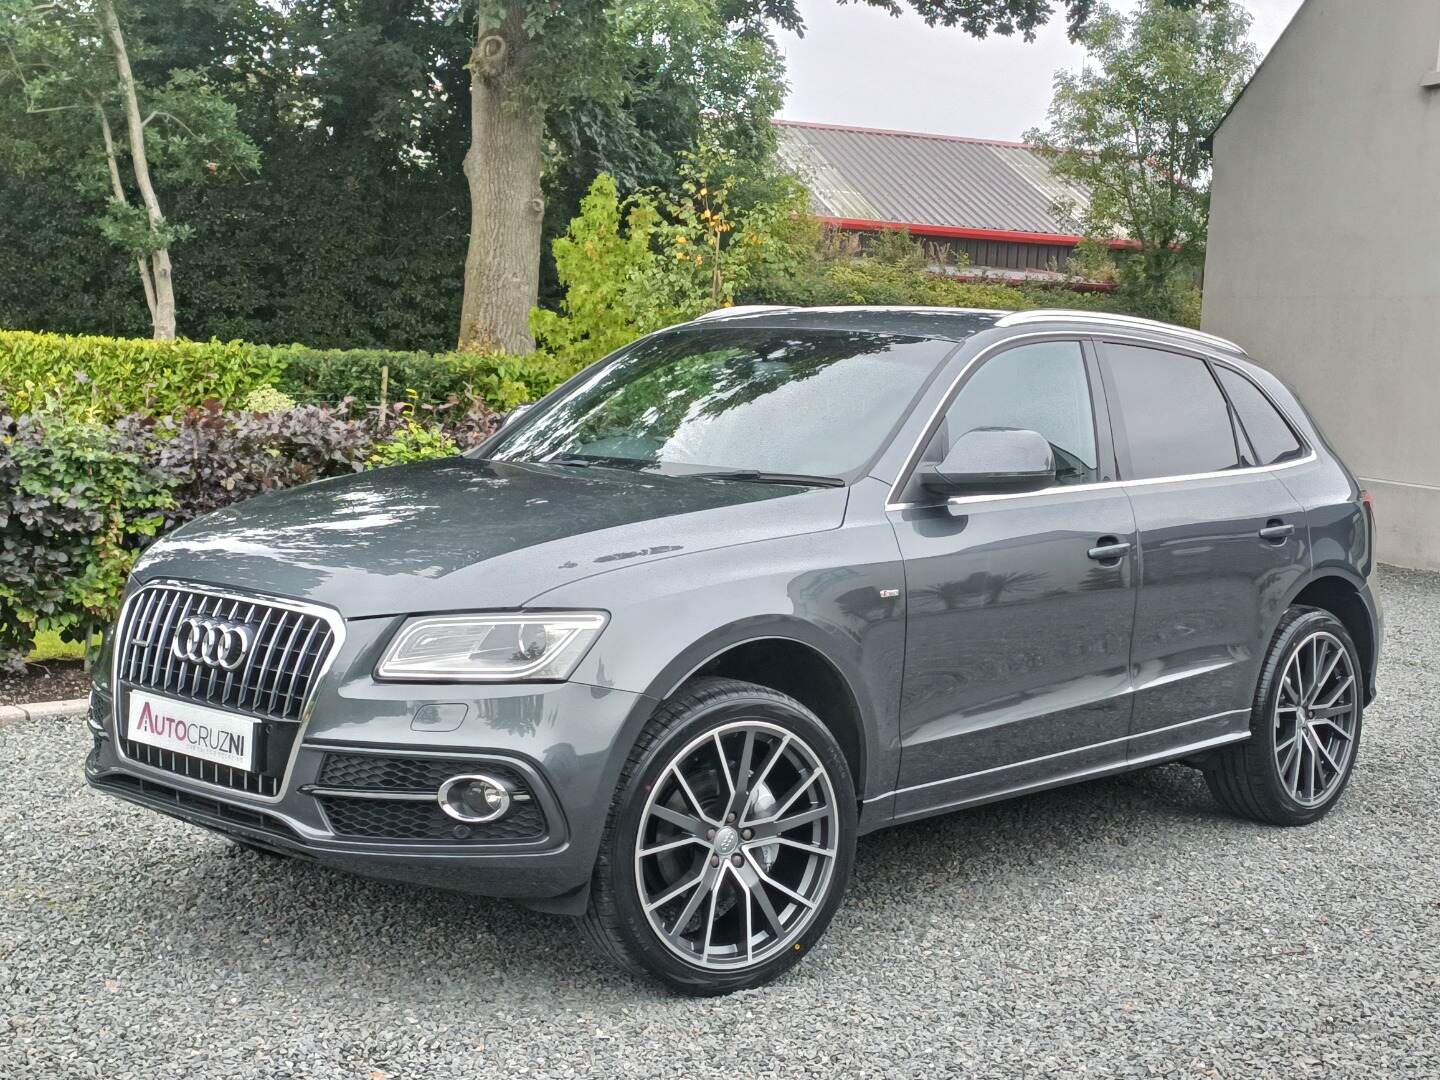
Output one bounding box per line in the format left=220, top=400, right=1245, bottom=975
left=939, top=340, right=1098, bottom=485
left=489, top=328, right=951, bottom=478
left=1215, top=366, right=1304, bottom=466
left=1105, top=345, right=1241, bottom=479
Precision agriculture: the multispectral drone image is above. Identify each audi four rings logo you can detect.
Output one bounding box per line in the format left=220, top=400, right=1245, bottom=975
left=170, top=616, right=255, bottom=670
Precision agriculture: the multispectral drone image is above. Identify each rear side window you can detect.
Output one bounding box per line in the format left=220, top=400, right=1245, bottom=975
left=1103, top=345, right=1240, bottom=480
left=1215, top=366, right=1304, bottom=466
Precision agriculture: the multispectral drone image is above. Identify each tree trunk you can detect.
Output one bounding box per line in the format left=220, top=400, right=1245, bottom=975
left=97, top=106, right=158, bottom=325
left=458, top=3, right=545, bottom=354
left=100, top=0, right=176, bottom=340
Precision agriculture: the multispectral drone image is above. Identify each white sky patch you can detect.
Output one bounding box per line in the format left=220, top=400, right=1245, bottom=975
left=778, top=0, right=1304, bottom=141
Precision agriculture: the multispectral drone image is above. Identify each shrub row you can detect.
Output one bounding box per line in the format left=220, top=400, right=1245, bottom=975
left=0, top=399, right=499, bottom=672
left=0, top=329, right=576, bottom=422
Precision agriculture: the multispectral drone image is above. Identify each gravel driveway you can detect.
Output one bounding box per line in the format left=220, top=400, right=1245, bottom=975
left=3, top=567, right=1437, bottom=1079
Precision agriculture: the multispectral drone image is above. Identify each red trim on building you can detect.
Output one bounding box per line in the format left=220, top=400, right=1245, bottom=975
left=816, top=215, right=1138, bottom=250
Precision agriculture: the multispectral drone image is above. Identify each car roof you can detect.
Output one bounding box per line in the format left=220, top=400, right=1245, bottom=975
left=677, top=305, right=1008, bottom=342
left=679, top=305, right=1249, bottom=358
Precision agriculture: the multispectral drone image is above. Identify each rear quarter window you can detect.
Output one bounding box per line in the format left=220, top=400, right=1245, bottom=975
left=1214, top=365, right=1305, bottom=466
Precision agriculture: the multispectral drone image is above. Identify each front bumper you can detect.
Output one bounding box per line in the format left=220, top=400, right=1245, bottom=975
left=86, top=613, right=657, bottom=912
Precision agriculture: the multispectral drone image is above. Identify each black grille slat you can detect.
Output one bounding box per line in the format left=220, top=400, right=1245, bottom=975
left=119, top=736, right=286, bottom=798
left=317, top=753, right=529, bottom=794
left=318, top=796, right=546, bottom=842
left=267, top=615, right=305, bottom=716
left=140, top=589, right=179, bottom=687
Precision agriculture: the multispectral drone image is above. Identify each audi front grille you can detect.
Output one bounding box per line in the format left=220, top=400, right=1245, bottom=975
left=114, top=583, right=340, bottom=797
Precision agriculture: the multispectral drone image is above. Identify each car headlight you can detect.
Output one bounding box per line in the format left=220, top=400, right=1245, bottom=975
left=376, top=611, right=608, bottom=682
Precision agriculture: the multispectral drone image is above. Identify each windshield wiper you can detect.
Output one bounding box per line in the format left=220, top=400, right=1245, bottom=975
left=687, top=470, right=846, bottom=488
left=534, top=454, right=595, bottom=468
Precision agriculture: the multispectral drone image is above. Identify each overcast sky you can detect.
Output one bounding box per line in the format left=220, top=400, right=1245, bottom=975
left=777, top=0, right=1304, bottom=141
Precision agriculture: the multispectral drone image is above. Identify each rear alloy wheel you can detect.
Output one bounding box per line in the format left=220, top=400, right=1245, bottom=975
left=585, top=678, right=856, bottom=994
left=1271, top=629, right=1360, bottom=807
left=1205, top=607, right=1364, bottom=826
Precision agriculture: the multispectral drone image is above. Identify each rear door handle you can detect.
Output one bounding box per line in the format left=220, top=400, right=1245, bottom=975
left=1259, top=520, right=1295, bottom=542
left=1087, top=539, right=1132, bottom=562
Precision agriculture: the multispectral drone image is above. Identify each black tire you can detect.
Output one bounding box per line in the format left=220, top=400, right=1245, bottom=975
left=584, top=676, right=857, bottom=995
left=1204, top=606, right=1364, bottom=826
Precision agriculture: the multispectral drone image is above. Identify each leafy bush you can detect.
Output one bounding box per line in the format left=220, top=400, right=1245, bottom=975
left=0, top=398, right=501, bottom=671
left=150, top=404, right=376, bottom=522
left=0, top=330, right=284, bottom=420
left=367, top=421, right=460, bottom=468
left=531, top=174, right=702, bottom=369
left=532, top=166, right=823, bottom=369
left=242, top=385, right=298, bottom=413
left=0, top=410, right=173, bottom=672
left=366, top=395, right=462, bottom=468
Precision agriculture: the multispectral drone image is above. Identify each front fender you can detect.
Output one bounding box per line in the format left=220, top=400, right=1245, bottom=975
left=527, top=518, right=907, bottom=817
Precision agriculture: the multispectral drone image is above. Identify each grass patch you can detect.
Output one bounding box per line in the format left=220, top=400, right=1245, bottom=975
left=28, top=630, right=87, bottom=663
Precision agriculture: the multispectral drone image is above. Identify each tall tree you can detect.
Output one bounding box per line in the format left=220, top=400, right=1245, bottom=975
left=456, top=0, right=1101, bottom=352
left=0, top=0, right=257, bottom=338
left=1025, top=0, right=1257, bottom=311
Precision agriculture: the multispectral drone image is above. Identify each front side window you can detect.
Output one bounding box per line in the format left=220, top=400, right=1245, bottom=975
left=1104, top=345, right=1241, bottom=480
left=934, top=340, right=1099, bottom=486
left=488, top=328, right=954, bottom=479
left=1215, top=365, right=1304, bottom=466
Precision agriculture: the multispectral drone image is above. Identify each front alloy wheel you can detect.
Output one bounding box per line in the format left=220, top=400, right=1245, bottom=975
left=586, top=678, right=856, bottom=994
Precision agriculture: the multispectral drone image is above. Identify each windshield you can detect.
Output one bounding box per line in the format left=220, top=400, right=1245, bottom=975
left=487, top=327, right=953, bottom=479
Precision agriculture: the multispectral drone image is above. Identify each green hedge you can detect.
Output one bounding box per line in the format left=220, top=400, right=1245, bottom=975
left=0, top=330, right=579, bottom=422
left=273, top=344, right=573, bottom=413
left=0, top=330, right=284, bottom=420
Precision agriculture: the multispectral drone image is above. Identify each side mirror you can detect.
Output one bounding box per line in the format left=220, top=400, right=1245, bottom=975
left=919, top=427, right=1056, bottom=496
left=501, top=403, right=533, bottom=429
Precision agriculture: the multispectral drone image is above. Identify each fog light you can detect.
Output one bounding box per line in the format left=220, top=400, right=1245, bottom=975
left=437, top=773, right=513, bottom=824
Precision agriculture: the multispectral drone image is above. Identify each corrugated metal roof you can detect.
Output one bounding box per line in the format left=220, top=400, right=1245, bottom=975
left=774, top=120, right=1093, bottom=241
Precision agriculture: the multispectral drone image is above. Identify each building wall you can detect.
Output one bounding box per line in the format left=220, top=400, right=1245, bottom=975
left=851, top=231, right=1076, bottom=273
left=1202, top=0, right=1440, bottom=570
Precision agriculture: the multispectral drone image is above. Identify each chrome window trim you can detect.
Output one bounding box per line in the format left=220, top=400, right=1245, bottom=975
left=884, top=329, right=1316, bottom=511
left=110, top=579, right=346, bottom=805
left=863, top=707, right=1250, bottom=804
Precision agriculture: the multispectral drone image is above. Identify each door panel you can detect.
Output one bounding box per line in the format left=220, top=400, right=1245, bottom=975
left=890, top=490, right=1138, bottom=816
left=1095, top=339, right=1309, bottom=753
left=887, top=337, right=1137, bottom=819
left=1124, top=472, right=1305, bottom=750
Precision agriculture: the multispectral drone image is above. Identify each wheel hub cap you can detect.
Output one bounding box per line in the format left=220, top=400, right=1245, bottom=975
left=712, top=826, right=740, bottom=856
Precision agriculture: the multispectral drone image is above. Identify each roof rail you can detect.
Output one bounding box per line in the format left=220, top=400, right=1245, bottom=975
left=689, top=305, right=795, bottom=322
left=994, top=309, right=1244, bottom=354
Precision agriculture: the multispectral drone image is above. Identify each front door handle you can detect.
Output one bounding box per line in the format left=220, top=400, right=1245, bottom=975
left=1259, top=519, right=1295, bottom=542
left=1087, top=539, right=1132, bottom=562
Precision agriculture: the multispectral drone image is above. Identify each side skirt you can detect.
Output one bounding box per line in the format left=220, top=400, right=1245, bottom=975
left=881, top=729, right=1250, bottom=828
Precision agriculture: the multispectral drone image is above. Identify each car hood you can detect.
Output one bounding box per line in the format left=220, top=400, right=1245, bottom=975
left=131, top=458, right=848, bottom=617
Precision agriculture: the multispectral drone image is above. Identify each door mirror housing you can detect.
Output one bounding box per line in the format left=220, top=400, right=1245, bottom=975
left=919, top=427, right=1057, bottom=496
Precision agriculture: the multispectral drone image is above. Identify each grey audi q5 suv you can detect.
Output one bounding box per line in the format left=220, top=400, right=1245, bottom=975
left=86, top=306, right=1382, bottom=994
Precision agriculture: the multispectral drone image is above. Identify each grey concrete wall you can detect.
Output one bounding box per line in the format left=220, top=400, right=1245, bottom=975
left=1202, top=0, right=1440, bottom=570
